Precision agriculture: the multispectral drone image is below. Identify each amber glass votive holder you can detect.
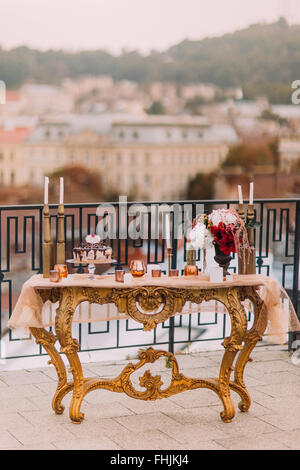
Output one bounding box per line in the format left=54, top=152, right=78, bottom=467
left=169, top=269, right=179, bottom=277
left=130, top=260, right=146, bottom=278
left=151, top=268, right=161, bottom=277
left=115, top=270, right=125, bottom=282
left=54, top=264, right=68, bottom=279
left=49, top=270, right=60, bottom=283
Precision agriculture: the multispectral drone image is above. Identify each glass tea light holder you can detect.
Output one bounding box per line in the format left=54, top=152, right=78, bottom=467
left=151, top=267, right=162, bottom=277
left=115, top=270, right=125, bottom=282
left=49, top=270, right=60, bottom=283
left=169, top=269, right=179, bottom=277
left=130, top=260, right=146, bottom=278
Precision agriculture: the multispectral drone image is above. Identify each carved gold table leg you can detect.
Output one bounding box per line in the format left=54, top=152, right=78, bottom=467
left=30, top=327, right=69, bottom=414
left=216, top=287, right=248, bottom=422
left=54, top=288, right=86, bottom=423
left=229, top=287, right=268, bottom=413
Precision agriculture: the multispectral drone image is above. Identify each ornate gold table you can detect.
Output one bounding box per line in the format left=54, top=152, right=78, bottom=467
left=29, top=282, right=268, bottom=424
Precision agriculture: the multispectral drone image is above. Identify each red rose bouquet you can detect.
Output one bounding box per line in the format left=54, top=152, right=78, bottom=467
left=207, top=208, right=250, bottom=271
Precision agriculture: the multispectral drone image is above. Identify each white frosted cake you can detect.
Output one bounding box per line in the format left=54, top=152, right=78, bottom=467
left=73, top=234, right=113, bottom=262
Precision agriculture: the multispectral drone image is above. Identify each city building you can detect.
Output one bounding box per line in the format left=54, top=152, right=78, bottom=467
left=0, top=114, right=239, bottom=200
left=279, top=135, right=300, bottom=172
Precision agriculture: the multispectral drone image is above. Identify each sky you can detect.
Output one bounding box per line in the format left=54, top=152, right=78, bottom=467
left=0, top=0, right=299, bottom=53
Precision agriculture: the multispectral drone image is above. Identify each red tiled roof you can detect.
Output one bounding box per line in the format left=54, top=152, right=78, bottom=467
left=6, top=90, right=21, bottom=102
left=0, top=127, right=32, bottom=143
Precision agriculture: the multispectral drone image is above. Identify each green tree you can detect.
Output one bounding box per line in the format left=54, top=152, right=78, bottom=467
left=186, top=172, right=215, bottom=200
left=145, top=100, right=166, bottom=115
left=222, top=141, right=278, bottom=171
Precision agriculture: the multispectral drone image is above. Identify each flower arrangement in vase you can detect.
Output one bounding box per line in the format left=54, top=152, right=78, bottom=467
left=188, top=209, right=249, bottom=279
left=208, top=208, right=249, bottom=277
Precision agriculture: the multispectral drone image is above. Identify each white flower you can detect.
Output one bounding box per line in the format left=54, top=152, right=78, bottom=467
left=188, top=222, right=214, bottom=250
left=208, top=209, right=237, bottom=227
left=86, top=234, right=101, bottom=244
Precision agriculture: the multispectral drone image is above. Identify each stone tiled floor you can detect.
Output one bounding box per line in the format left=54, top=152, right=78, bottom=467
left=0, top=345, right=300, bottom=450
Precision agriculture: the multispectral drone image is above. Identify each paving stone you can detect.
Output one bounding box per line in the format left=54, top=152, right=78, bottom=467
left=115, top=412, right=181, bottom=433
left=168, top=388, right=221, bottom=408
left=248, top=360, right=296, bottom=374
left=162, top=406, right=220, bottom=425
left=7, top=422, right=77, bottom=446
left=215, top=435, right=290, bottom=450
left=79, top=402, right=135, bottom=420
left=52, top=437, right=119, bottom=450
left=255, top=380, right=300, bottom=398
left=214, top=414, right=278, bottom=436
left=162, top=440, right=226, bottom=450
left=259, top=412, right=300, bottom=432
left=18, top=443, right=57, bottom=450
left=63, top=417, right=128, bottom=438
left=0, top=384, right=46, bottom=399
left=1, top=370, right=54, bottom=386
left=121, top=396, right=184, bottom=415
left=108, top=429, right=179, bottom=450
left=0, top=345, right=298, bottom=450
left=267, top=429, right=300, bottom=450
left=0, top=430, right=23, bottom=449
left=0, top=396, right=41, bottom=413
left=162, top=422, right=227, bottom=444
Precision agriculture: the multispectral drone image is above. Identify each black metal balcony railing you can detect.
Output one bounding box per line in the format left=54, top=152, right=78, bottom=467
left=0, top=198, right=299, bottom=363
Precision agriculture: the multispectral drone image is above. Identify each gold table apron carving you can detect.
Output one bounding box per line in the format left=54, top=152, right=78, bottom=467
left=29, top=284, right=267, bottom=424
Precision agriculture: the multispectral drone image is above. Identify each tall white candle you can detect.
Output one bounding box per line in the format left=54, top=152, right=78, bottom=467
left=249, top=182, right=254, bottom=205
left=44, top=176, right=49, bottom=205
left=165, top=214, right=171, bottom=249
left=59, top=177, right=64, bottom=205
left=237, top=185, right=243, bottom=205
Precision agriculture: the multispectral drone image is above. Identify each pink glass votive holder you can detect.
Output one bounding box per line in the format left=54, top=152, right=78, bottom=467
left=169, top=269, right=179, bottom=277
left=151, top=268, right=161, bottom=277
left=115, top=270, right=125, bottom=282
left=49, top=270, right=60, bottom=282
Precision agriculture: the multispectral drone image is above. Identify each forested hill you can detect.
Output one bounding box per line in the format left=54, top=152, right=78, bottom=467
left=0, top=18, right=299, bottom=103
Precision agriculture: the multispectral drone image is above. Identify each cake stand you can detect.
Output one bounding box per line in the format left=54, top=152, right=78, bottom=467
left=66, top=259, right=117, bottom=280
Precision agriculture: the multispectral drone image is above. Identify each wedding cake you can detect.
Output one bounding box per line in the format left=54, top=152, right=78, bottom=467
left=73, top=234, right=113, bottom=263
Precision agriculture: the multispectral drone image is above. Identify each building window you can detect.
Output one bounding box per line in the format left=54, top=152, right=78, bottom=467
left=85, top=153, right=91, bottom=165
left=144, top=152, right=150, bottom=165
left=10, top=171, right=15, bottom=185
left=144, top=174, right=150, bottom=187
left=118, top=130, right=125, bottom=139
left=44, top=128, right=51, bottom=139
left=131, top=153, right=136, bottom=164
left=182, top=130, right=188, bottom=139
left=132, top=130, right=139, bottom=139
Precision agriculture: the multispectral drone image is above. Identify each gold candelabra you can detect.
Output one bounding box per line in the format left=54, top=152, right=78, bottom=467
left=42, top=204, right=53, bottom=278
left=246, top=203, right=256, bottom=275
left=56, top=203, right=65, bottom=265
left=237, top=202, right=256, bottom=275
left=238, top=203, right=246, bottom=274
left=167, top=248, right=172, bottom=275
